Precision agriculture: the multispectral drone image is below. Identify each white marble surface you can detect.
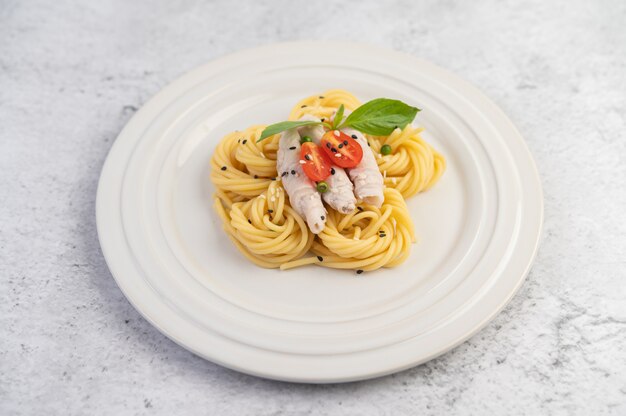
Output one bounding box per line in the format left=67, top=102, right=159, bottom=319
left=1, top=0, right=625, bottom=414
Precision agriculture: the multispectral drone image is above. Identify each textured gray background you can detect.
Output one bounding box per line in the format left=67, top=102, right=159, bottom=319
left=1, top=0, right=625, bottom=415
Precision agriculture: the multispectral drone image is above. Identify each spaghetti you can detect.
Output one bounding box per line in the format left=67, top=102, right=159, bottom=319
left=210, top=90, right=445, bottom=272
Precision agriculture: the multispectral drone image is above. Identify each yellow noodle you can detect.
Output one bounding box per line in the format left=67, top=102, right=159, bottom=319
left=209, top=125, right=278, bottom=200
left=210, top=90, right=446, bottom=272
left=369, top=125, right=446, bottom=198
left=288, top=89, right=362, bottom=121
left=214, top=181, right=314, bottom=268
left=296, top=188, right=415, bottom=271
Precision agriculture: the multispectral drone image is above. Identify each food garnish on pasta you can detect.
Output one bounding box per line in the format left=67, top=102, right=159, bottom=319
left=210, top=90, right=445, bottom=273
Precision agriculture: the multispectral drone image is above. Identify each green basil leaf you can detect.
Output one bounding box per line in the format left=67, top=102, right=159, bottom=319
left=333, top=104, right=345, bottom=129
left=341, top=98, right=420, bottom=136
left=257, top=120, right=323, bottom=142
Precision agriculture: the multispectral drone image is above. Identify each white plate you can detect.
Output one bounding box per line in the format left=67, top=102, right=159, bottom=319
left=96, top=42, right=543, bottom=383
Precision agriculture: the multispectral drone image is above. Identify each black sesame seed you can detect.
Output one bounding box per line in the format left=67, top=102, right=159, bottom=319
left=268, top=209, right=273, bottom=213
left=330, top=168, right=336, bottom=175
left=379, top=234, right=386, bottom=238
left=289, top=146, right=296, bottom=150
left=351, top=134, right=357, bottom=139
left=301, top=105, right=307, bottom=108
left=338, top=144, right=343, bottom=149
left=368, top=142, right=371, bottom=147
left=242, top=139, right=247, bottom=144
left=343, top=140, right=348, bottom=145
left=291, top=170, right=296, bottom=175
left=305, top=154, right=311, bottom=160
left=326, top=142, right=331, bottom=149
left=281, top=171, right=288, bottom=177
left=331, top=148, right=337, bottom=153
left=237, top=139, right=240, bottom=143
left=248, top=219, right=252, bottom=224
left=321, top=118, right=325, bottom=122
left=271, top=177, right=276, bottom=181
left=357, top=207, right=364, bottom=212
left=317, top=255, right=323, bottom=262
left=356, top=269, right=364, bottom=274
left=220, top=166, right=227, bottom=171
left=321, top=215, right=325, bottom=220
left=319, top=96, right=324, bottom=99
left=254, top=175, right=258, bottom=179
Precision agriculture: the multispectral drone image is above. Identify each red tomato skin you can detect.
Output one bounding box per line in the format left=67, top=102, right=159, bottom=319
left=320, top=130, right=363, bottom=168
left=299, top=142, right=332, bottom=181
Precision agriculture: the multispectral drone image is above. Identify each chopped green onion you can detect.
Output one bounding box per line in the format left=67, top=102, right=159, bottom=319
left=300, top=136, right=313, bottom=144
left=381, top=144, right=392, bottom=155
left=316, top=181, right=329, bottom=193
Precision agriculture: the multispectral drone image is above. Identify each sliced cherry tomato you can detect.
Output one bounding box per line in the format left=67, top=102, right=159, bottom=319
left=320, top=130, right=363, bottom=168
left=300, top=142, right=332, bottom=181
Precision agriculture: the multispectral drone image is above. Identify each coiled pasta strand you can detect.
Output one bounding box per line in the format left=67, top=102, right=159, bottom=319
left=368, top=125, right=446, bottom=198
left=210, top=125, right=278, bottom=201
left=289, top=89, right=362, bottom=121
left=214, top=181, right=314, bottom=268
left=304, top=188, right=414, bottom=271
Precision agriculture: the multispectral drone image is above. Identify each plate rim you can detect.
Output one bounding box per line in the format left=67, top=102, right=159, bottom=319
left=96, top=41, right=544, bottom=383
